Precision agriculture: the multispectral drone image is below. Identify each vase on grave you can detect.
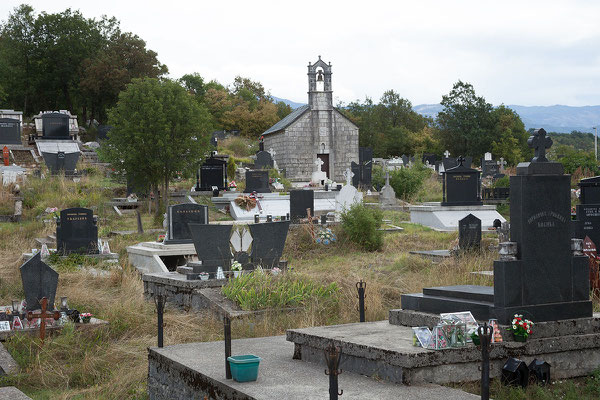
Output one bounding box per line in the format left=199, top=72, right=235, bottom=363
left=513, top=333, right=527, bottom=342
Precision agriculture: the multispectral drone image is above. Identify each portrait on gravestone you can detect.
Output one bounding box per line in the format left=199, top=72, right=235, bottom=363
left=290, top=190, right=314, bottom=222
left=199, top=157, right=227, bottom=191
left=20, top=253, right=59, bottom=311
left=189, top=224, right=233, bottom=271
left=56, top=207, right=99, bottom=254
left=442, top=157, right=482, bottom=206
left=41, top=113, right=70, bottom=139
left=254, top=151, right=274, bottom=170
left=459, top=214, right=481, bottom=250
left=244, top=170, right=270, bottom=193
left=249, top=220, right=290, bottom=268
left=165, top=204, right=209, bottom=244
left=0, top=118, right=21, bottom=145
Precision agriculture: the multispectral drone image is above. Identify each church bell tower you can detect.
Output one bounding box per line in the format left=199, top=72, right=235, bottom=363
left=307, top=56, right=333, bottom=111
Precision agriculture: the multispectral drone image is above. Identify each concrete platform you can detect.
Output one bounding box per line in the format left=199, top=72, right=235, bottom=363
left=409, top=250, right=452, bottom=260
left=287, top=315, right=600, bottom=385
left=127, top=242, right=197, bottom=274
left=0, top=387, right=31, bottom=399
left=147, top=335, right=478, bottom=400
left=409, top=202, right=505, bottom=231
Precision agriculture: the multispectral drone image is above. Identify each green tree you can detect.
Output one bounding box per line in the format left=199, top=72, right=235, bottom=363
left=490, top=105, right=530, bottom=165
left=437, top=81, right=495, bottom=160
left=102, top=78, right=212, bottom=213
left=179, top=73, right=206, bottom=98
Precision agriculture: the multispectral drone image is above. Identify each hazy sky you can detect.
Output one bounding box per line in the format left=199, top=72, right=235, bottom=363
left=2, top=1, right=600, bottom=106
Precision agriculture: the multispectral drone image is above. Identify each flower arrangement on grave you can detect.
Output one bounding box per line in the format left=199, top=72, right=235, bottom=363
left=157, top=234, right=166, bottom=243
left=80, top=312, right=92, bottom=324
left=315, top=227, right=336, bottom=245
left=199, top=272, right=209, bottom=280
left=235, top=195, right=257, bottom=211
left=231, top=261, right=242, bottom=272
left=271, top=267, right=281, bottom=276
left=507, top=314, right=533, bottom=341
left=228, top=180, right=237, bottom=189
left=470, top=330, right=481, bottom=345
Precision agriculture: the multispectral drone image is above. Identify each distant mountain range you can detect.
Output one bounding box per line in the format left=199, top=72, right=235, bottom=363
left=273, top=96, right=600, bottom=134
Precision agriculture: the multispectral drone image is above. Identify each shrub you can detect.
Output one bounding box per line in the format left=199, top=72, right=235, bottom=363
left=227, top=157, right=237, bottom=179
left=493, top=175, right=510, bottom=188
left=340, top=202, right=384, bottom=251
left=221, top=136, right=254, bottom=157
left=371, top=163, right=431, bottom=201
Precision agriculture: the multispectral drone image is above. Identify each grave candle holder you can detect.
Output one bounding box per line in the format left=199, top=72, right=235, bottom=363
left=60, top=296, right=68, bottom=311
left=571, top=238, right=584, bottom=256
left=427, top=324, right=449, bottom=350
left=11, top=300, right=19, bottom=314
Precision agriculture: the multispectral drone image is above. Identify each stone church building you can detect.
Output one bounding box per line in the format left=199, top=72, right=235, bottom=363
left=262, top=57, right=359, bottom=182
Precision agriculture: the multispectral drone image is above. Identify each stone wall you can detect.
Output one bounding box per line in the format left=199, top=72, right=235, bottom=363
left=264, top=109, right=358, bottom=182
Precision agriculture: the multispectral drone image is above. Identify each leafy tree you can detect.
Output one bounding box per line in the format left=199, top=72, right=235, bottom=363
left=275, top=101, right=292, bottom=119
left=553, top=144, right=599, bottom=175
left=490, top=105, right=530, bottom=165
left=179, top=73, right=206, bottom=98
left=102, top=78, right=213, bottom=212
left=437, top=80, right=495, bottom=160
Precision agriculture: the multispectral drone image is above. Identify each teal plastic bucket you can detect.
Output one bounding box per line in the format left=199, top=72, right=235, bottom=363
left=227, top=355, right=262, bottom=382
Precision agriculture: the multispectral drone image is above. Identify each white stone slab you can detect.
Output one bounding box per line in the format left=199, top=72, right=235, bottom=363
left=335, top=185, right=363, bottom=216
left=229, top=199, right=290, bottom=221
left=35, top=140, right=80, bottom=154
left=126, top=242, right=197, bottom=274
left=409, top=203, right=505, bottom=231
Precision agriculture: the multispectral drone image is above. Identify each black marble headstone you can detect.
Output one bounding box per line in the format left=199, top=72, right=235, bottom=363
left=165, top=203, right=208, bottom=244
left=579, top=176, right=600, bottom=205
left=352, top=147, right=373, bottom=187
left=41, top=113, right=70, bottom=139
left=244, top=170, right=270, bottom=193
left=189, top=224, right=233, bottom=271
left=422, top=153, right=437, bottom=166
left=290, top=190, right=314, bottom=222
left=249, top=220, right=290, bottom=268
left=442, top=158, right=482, bottom=206
left=459, top=214, right=481, bottom=250
left=20, top=253, right=59, bottom=311
left=56, top=207, right=98, bottom=254
left=575, top=204, right=600, bottom=251
left=199, top=157, right=227, bottom=191
left=0, top=118, right=21, bottom=145
left=255, top=151, right=274, bottom=169
left=41, top=151, right=79, bottom=174
left=481, top=159, right=499, bottom=177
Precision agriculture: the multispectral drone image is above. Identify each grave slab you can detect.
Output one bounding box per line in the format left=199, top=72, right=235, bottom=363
left=147, top=335, right=477, bottom=400
left=0, top=386, right=32, bottom=399
left=127, top=242, right=197, bottom=274
left=409, top=202, right=505, bottom=231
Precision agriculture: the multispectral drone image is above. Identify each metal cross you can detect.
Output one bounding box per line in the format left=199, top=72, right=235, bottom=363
left=444, top=150, right=451, bottom=158
left=343, top=168, right=354, bottom=186
left=26, top=297, right=60, bottom=346
left=457, top=156, right=466, bottom=166
left=528, top=128, right=552, bottom=162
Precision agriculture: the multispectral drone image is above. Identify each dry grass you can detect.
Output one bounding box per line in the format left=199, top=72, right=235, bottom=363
left=0, top=172, right=597, bottom=399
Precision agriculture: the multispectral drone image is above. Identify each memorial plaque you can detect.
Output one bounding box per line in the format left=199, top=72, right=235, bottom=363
left=575, top=204, right=600, bottom=249
left=442, top=157, right=482, bottom=206
left=482, top=159, right=499, bottom=177
left=244, top=170, right=270, bottom=193
left=41, top=151, right=79, bottom=174
left=459, top=214, right=481, bottom=250
left=199, top=157, right=227, bottom=191
left=56, top=207, right=98, bottom=254
left=290, top=190, right=314, bottom=222
left=20, top=253, right=59, bottom=311
left=41, top=113, right=70, bottom=139
left=165, top=203, right=209, bottom=244
left=0, top=118, right=21, bottom=145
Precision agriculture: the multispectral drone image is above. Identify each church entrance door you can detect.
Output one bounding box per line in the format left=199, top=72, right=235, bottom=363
left=317, top=154, right=329, bottom=178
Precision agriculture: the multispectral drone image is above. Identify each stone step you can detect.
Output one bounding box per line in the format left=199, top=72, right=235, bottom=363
left=422, top=285, right=494, bottom=303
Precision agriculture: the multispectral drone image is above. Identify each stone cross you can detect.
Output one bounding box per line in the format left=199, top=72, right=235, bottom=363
left=528, top=128, right=552, bottom=162
left=444, top=150, right=451, bottom=158
left=384, top=164, right=390, bottom=186
left=499, top=157, right=507, bottom=171
left=343, top=168, right=354, bottom=186
left=268, top=148, right=276, bottom=158
left=314, top=158, right=324, bottom=172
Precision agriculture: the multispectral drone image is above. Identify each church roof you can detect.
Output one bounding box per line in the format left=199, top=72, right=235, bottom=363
left=262, top=104, right=310, bottom=136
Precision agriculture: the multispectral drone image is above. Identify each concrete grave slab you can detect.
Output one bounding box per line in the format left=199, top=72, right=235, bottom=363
left=409, top=202, right=505, bottom=231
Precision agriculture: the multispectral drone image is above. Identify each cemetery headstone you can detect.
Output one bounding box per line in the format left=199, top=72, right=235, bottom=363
left=459, top=214, right=481, bottom=250
left=481, top=157, right=500, bottom=177
left=583, top=236, right=600, bottom=292
left=380, top=168, right=397, bottom=206
left=351, top=147, right=373, bottom=188
left=244, top=170, right=270, bottom=193
left=290, top=190, right=314, bottom=222
left=574, top=176, right=600, bottom=248
left=199, top=157, right=227, bottom=191
left=254, top=150, right=274, bottom=169
left=189, top=224, right=233, bottom=271
left=311, top=158, right=327, bottom=185
left=165, top=203, right=208, bottom=244
left=56, top=207, right=99, bottom=254
left=248, top=220, right=290, bottom=268
left=41, top=151, right=79, bottom=174
left=422, top=153, right=437, bottom=166
left=442, top=157, right=482, bottom=206
left=0, top=118, right=21, bottom=145
left=20, top=253, right=59, bottom=311
left=41, top=113, right=70, bottom=139
left=335, top=168, right=363, bottom=217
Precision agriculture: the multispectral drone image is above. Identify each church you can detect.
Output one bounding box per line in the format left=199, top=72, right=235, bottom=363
left=261, top=56, right=359, bottom=182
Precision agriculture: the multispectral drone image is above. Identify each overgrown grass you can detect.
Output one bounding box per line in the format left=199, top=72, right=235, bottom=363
left=221, top=271, right=339, bottom=311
